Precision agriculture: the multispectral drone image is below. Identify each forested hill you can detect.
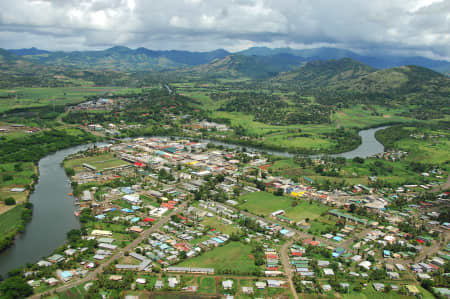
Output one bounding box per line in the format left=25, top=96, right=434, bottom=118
left=8, top=46, right=231, bottom=71
left=174, top=54, right=306, bottom=79
left=271, top=58, right=377, bottom=88
left=270, top=58, right=449, bottom=120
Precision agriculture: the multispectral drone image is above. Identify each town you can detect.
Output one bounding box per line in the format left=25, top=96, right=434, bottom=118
left=13, top=136, right=449, bottom=299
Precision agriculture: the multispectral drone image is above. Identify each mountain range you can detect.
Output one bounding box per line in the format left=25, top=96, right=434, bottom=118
left=5, top=46, right=450, bottom=75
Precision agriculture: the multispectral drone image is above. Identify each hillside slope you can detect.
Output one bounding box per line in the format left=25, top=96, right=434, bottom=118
left=176, top=54, right=305, bottom=79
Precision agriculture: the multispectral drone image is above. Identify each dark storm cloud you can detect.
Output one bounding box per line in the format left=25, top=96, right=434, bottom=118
left=0, top=0, right=448, bottom=59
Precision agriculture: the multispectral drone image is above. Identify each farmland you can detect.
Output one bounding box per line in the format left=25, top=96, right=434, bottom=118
left=0, top=205, right=24, bottom=237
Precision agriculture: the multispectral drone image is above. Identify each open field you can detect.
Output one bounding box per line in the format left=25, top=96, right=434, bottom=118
left=270, top=157, right=445, bottom=187
left=0, top=162, right=35, bottom=188
left=64, top=153, right=130, bottom=172
left=0, top=205, right=24, bottom=236
left=0, top=87, right=142, bottom=113
left=0, top=161, right=34, bottom=213
left=333, top=105, right=410, bottom=128
left=376, top=125, right=450, bottom=165
left=238, top=191, right=330, bottom=222
left=392, top=127, right=450, bottom=165
left=341, top=284, right=435, bottom=299
left=197, top=276, right=216, bottom=294
left=178, top=241, right=260, bottom=274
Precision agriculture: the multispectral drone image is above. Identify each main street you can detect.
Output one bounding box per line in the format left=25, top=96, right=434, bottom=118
left=29, top=200, right=191, bottom=299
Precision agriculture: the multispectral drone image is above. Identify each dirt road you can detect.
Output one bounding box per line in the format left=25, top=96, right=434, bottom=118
left=280, top=238, right=299, bottom=299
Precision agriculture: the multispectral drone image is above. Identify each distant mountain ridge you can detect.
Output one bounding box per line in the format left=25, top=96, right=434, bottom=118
left=238, top=47, right=450, bottom=75
left=5, top=46, right=231, bottom=71
left=5, top=46, right=450, bottom=75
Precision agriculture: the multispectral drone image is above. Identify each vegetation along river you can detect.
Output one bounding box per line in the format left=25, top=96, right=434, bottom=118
left=0, top=127, right=387, bottom=276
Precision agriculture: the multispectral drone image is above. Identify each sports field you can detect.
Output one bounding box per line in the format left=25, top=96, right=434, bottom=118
left=64, top=153, right=130, bottom=172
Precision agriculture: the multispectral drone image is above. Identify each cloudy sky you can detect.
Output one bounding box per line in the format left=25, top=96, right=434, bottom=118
left=0, top=0, right=449, bottom=59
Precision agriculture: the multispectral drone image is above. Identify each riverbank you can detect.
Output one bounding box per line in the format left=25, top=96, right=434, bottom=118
left=0, top=129, right=100, bottom=255
left=0, top=142, right=106, bottom=277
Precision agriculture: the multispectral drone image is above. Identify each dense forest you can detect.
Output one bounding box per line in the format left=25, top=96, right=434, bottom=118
left=0, top=129, right=97, bottom=163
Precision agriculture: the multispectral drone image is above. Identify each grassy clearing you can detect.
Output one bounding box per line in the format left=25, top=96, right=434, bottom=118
left=238, top=191, right=329, bottom=222
left=334, top=105, right=410, bottom=128
left=341, top=284, right=429, bottom=299
left=397, top=137, right=450, bottom=165
left=198, top=277, right=216, bottom=294
left=0, top=205, right=24, bottom=236
left=270, top=157, right=439, bottom=187
left=178, top=242, right=259, bottom=274
left=0, top=162, right=35, bottom=188
left=210, top=110, right=341, bottom=152
left=64, top=153, right=130, bottom=172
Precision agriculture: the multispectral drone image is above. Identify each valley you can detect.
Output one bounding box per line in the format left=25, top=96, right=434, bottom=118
left=0, top=45, right=448, bottom=299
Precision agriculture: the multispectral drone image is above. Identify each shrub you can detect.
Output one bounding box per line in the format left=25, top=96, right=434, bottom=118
left=4, top=197, right=16, bottom=206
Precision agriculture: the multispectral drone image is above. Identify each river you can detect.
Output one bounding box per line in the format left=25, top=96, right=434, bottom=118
left=0, top=126, right=386, bottom=276
left=0, top=143, right=105, bottom=277
left=201, top=126, right=388, bottom=159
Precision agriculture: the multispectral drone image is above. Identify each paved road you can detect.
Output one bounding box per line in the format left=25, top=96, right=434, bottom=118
left=29, top=200, right=190, bottom=299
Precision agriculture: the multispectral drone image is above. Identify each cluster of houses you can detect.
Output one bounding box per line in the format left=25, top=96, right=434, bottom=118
left=20, top=135, right=449, bottom=297
left=187, top=120, right=229, bottom=132
left=67, top=98, right=114, bottom=111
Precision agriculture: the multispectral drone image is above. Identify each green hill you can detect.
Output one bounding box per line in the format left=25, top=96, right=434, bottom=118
left=177, top=54, right=305, bottom=79
left=271, top=58, right=449, bottom=120
left=272, top=58, right=376, bottom=88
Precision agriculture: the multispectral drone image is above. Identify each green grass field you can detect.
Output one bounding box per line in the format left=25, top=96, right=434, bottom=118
left=333, top=105, right=410, bottom=129
left=0, top=162, right=35, bottom=188
left=238, top=191, right=329, bottom=222
left=341, top=284, right=435, bottom=299
left=0, top=205, right=24, bottom=236
left=270, top=156, right=441, bottom=187
left=395, top=130, right=450, bottom=165
left=178, top=242, right=259, bottom=274
left=64, top=153, right=130, bottom=172
left=197, top=277, right=216, bottom=294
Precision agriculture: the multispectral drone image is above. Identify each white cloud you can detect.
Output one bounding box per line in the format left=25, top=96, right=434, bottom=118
left=0, top=0, right=448, bottom=60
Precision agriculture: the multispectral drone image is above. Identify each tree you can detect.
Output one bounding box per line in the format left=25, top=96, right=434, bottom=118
left=4, top=198, right=16, bottom=206
left=0, top=276, right=33, bottom=298
left=65, top=167, right=75, bottom=177
left=274, top=188, right=284, bottom=196
left=353, top=157, right=364, bottom=164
